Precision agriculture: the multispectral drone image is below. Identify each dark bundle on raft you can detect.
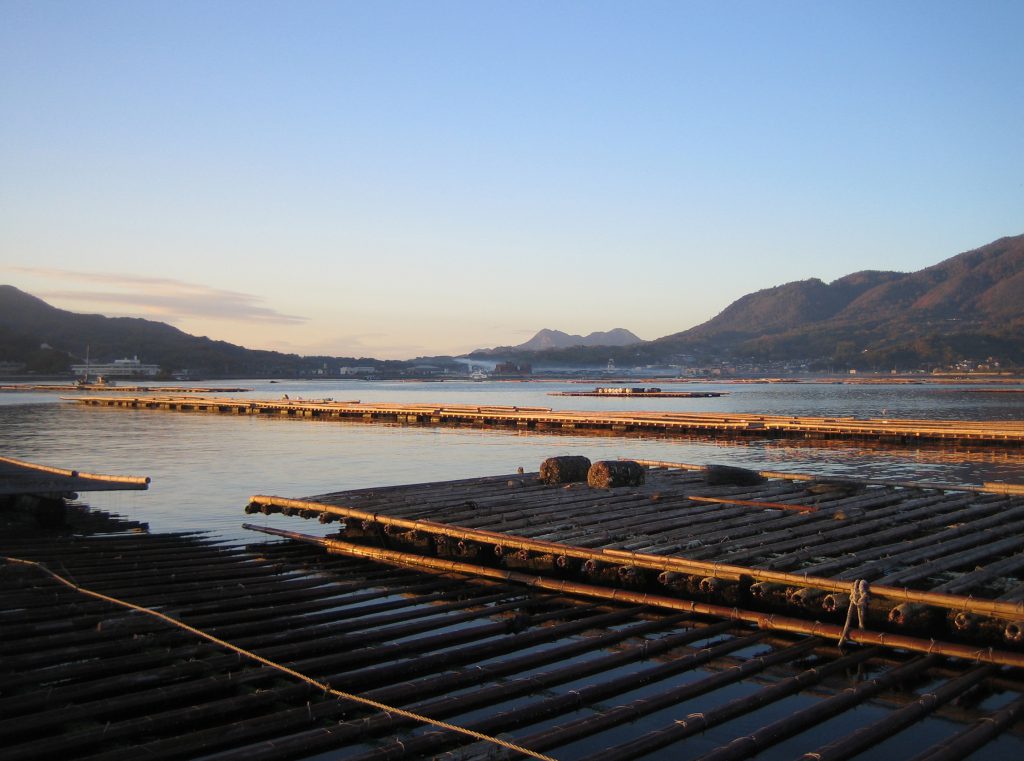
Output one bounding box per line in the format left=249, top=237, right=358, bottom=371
left=539, top=455, right=592, bottom=484
left=588, top=460, right=646, bottom=489
left=704, top=464, right=767, bottom=486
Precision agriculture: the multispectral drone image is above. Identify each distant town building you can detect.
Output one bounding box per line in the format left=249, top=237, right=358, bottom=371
left=70, top=355, right=161, bottom=378
left=407, top=364, right=443, bottom=376
left=338, top=366, right=378, bottom=376
left=494, top=361, right=532, bottom=375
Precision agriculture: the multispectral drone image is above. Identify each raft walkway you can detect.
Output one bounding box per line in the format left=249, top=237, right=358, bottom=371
left=549, top=390, right=727, bottom=398
left=0, top=455, right=150, bottom=497
left=69, top=394, right=1024, bottom=446
left=1, top=384, right=251, bottom=393
left=248, top=460, right=1024, bottom=658
left=3, top=504, right=1024, bottom=760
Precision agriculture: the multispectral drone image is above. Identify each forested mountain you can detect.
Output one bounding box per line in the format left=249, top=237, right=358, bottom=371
left=4, top=234, right=1021, bottom=376
left=0, top=286, right=396, bottom=377
left=652, top=233, right=1024, bottom=369
left=472, top=234, right=1024, bottom=370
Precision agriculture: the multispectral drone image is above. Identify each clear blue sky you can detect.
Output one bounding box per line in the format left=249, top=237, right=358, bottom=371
left=2, top=1, right=1022, bottom=359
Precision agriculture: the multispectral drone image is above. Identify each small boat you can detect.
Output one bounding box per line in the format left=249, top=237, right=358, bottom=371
left=76, top=374, right=115, bottom=388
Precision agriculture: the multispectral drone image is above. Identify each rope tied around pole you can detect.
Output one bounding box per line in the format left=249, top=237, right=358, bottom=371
left=838, top=579, right=870, bottom=648
left=974, top=646, right=995, bottom=663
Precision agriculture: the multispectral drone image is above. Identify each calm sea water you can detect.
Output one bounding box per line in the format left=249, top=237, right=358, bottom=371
left=2, top=379, right=1021, bottom=542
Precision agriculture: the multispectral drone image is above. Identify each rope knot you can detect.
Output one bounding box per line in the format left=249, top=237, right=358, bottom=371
left=838, top=579, right=870, bottom=647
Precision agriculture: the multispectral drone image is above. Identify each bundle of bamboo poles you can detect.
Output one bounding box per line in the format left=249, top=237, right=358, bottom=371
left=245, top=454, right=1024, bottom=659
left=245, top=524, right=1024, bottom=668
left=246, top=494, right=1024, bottom=622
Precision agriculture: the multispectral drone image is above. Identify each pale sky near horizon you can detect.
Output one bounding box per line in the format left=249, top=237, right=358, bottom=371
left=2, top=1, right=1022, bottom=360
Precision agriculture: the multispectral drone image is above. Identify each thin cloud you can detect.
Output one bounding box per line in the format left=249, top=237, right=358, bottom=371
left=9, top=268, right=307, bottom=325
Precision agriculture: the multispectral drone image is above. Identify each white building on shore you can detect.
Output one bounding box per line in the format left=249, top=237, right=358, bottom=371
left=70, top=355, right=162, bottom=378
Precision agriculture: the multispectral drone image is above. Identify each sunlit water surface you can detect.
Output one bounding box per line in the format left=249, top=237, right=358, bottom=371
left=2, top=379, right=1021, bottom=542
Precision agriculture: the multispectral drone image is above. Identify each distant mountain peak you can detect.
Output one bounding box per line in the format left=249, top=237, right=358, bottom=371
left=477, top=327, right=642, bottom=354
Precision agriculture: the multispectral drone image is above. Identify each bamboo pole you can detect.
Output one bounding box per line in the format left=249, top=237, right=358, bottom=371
left=632, top=458, right=1024, bottom=495
left=0, top=454, right=151, bottom=487
left=906, top=693, right=1024, bottom=761
left=3, top=594, right=637, bottom=754
left=244, top=524, right=1024, bottom=667
left=693, top=655, right=938, bottom=761
left=587, top=646, right=892, bottom=761
left=922, top=549, right=1024, bottom=597
left=878, top=534, right=1024, bottom=588
left=185, top=625, right=742, bottom=761
left=683, top=492, right=916, bottom=564
left=833, top=512, right=1024, bottom=586
left=1, top=560, right=537, bottom=721
left=2, top=594, right=563, bottom=731
left=1, top=577, right=432, bottom=708
left=6, top=611, right=703, bottom=761
left=320, top=480, right=673, bottom=541
left=4, top=583, right=497, bottom=691
left=786, top=496, right=1013, bottom=578
left=488, top=638, right=821, bottom=761
left=611, top=492, right=810, bottom=553
left=797, top=665, right=996, bottom=761
left=685, top=495, right=819, bottom=513
left=38, top=560, right=307, bottom=591
left=331, top=632, right=789, bottom=761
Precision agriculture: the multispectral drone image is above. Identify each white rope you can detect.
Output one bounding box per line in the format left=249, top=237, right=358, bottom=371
left=838, top=579, right=870, bottom=647
left=4, top=555, right=556, bottom=761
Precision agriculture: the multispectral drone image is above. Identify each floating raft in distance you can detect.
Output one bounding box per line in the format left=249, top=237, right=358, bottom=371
left=550, top=386, right=727, bottom=398
left=68, top=394, right=1024, bottom=446
left=1, top=383, right=251, bottom=393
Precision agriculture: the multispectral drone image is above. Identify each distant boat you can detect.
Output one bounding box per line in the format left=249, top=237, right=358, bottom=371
left=76, top=374, right=115, bottom=388
left=470, top=370, right=487, bottom=381
left=74, top=345, right=114, bottom=386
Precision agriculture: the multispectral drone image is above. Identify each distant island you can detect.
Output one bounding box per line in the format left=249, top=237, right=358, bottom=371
left=1, top=233, right=1021, bottom=379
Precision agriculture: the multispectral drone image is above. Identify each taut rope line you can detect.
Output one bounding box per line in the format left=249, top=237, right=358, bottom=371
left=3, top=555, right=556, bottom=761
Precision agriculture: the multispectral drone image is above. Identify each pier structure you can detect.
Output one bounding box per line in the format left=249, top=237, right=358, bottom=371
left=550, top=387, right=727, bottom=398
left=1, top=383, right=251, bottom=393
left=69, top=394, right=1024, bottom=446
